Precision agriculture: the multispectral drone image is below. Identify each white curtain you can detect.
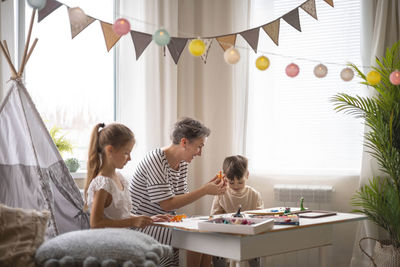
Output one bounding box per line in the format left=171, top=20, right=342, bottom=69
left=116, top=0, right=249, bottom=215
left=0, top=0, right=16, bottom=100
left=351, top=0, right=400, bottom=266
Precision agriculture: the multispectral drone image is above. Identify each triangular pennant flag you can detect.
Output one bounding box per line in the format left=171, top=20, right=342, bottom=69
left=240, top=28, right=260, bottom=53
left=130, top=31, right=153, bottom=60
left=100, top=21, right=121, bottom=52
left=282, top=8, right=301, bottom=32
left=38, top=0, right=62, bottom=23
left=301, top=0, right=318, bottom=20
left=262, top=19, right=280, bottom=46
left=216, top=34, right=237, bottom=51
left=68, top=8, right=96, bottom=39
left=167, top=37, right=188, bottom=64
left=324, top=0, right=334, bottom=7
left=201, top=39, right=213, bottom=64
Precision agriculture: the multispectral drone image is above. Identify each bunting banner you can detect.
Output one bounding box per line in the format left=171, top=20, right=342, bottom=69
left=68, top=8, right=96, bottom=39
left=36, top=0, right=334, bottom=64
left=167, top=37, right=188, bottom=64
left=262, top=19, right=280, bottom=46
left=130, top=31, right=153, bottom=60
left=240, top=28, right=260, bottom=53
left=38, top=0, right=62, bottom=23
left=216, top=34, right=237, bottom=51
left=200, top=39, right=213, bottom=64
left=301, top=0, right=318, bottom=20
left=100, top=22, right=121, bottom=52
left=324, top=0, right=334, bottom=7
left=282, top=8, right=301, bottom=32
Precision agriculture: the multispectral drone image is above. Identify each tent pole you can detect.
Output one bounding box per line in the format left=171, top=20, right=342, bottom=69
left=25, top=38, right=38, bottom=65
left=18, top=8, right=36, bottom=76
left=0, top=42, right=18, bottom=78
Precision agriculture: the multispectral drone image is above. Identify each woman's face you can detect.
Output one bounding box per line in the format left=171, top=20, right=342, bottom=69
left=183, top=137, right=206, bottom=163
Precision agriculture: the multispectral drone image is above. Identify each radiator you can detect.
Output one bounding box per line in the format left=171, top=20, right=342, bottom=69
left=265, top=184, right=335, bottom=266
left=273, top=184, right=335, bottom=212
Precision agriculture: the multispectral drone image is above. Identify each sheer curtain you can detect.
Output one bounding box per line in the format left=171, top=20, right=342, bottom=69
left=116, top=0, right=179, bottom=174
left=351, top=0, right=400, bottom=266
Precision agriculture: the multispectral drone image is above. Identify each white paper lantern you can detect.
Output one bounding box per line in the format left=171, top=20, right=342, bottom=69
left=340, top=67, right=354, bottom=82
left=224, top=47, right=240, bottom=64
left=314, top=64, right=328, bottom=78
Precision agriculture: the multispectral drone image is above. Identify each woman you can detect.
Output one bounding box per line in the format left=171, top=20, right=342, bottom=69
left=129, top=117, right=226, bottom=267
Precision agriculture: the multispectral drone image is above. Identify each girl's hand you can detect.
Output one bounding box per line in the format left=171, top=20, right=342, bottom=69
left=204, top=175, right=227, bottom=195
left=130, top=215, right=153, bottom=228
left=151, top=214, right=174, bottom=222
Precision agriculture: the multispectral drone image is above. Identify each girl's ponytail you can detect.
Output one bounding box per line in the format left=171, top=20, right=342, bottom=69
left=84, top=123, right=104, bottom=209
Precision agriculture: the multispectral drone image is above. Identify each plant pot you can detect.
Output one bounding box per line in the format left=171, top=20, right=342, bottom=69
left=64, top=158, right=80, bottom=173
left=360, top=237, right=400, bottom=267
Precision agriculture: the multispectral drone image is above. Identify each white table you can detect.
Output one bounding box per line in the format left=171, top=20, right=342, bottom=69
left=157, top=212, right=367, bottom=267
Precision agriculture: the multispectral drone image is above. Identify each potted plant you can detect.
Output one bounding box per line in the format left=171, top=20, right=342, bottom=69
left=49, top=126, right=80, bottom=172
left=331, top=40, right=400, bottom=266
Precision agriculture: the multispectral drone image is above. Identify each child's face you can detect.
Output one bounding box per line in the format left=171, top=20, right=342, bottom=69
left=110, top=140, right=134, bottom=169
left=227, top=176, right=246, bottom=192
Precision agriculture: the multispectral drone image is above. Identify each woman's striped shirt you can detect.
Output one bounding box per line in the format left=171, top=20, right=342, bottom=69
left=129, top=148, right=188, bottom=266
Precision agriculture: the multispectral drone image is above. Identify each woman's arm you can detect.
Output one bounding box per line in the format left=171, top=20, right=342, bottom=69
left=90, top=189, right=153, bottom=228
left=159, top=175, right=226, bottom=211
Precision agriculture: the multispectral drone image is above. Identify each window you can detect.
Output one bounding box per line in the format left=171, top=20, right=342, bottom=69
left=24, top=1, right=114, bottom=168
left=245, top=0, right=364, bottom=175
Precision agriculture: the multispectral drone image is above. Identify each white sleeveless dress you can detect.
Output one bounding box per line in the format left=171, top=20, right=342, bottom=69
left=87, top=173, right=132, bottom=220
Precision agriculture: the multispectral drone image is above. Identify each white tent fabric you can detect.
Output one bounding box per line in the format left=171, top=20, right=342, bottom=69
left=0, top=79, right=89, bottom=237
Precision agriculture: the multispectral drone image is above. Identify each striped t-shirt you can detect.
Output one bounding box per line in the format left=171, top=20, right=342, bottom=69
left=129, top=148, right=188, bottom=247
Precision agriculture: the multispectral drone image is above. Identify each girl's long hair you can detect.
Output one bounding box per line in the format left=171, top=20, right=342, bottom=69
left=84, top=123, right=134, bottom=209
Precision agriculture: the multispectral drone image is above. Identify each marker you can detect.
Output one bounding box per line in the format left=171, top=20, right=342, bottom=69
left=218, top=171, right=223, bottom=179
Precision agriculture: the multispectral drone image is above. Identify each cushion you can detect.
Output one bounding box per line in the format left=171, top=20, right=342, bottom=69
left=0, top=203, right=50, bottom=267
left=35, top=228, right=172, bottom=267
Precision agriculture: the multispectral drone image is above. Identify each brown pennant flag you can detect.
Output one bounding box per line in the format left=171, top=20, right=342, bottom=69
left=130, top=31, right=153, bottom=60
left=301, top=0, right=318, bottom=20
left=240, top=28, right=260, bottom=53
left=167, top=37, right=188, bottom=64
left=324, top=0, right=334, bottom=7
left=282, top=8, right=301, bottom=32
left=100, top=22, right=121, bottom=52
left=262, top=19, right=280, bottom=46
left=38, top=0, right=62, bottom=23
left=68, top=8, right=96, bottom=39
left=201, top=38, right=213, bottom=64
left=216, top=34, right=237, bottom=51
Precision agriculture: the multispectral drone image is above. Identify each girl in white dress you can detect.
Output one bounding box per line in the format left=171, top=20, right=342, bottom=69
left=84, top=123, right=171, bottom=229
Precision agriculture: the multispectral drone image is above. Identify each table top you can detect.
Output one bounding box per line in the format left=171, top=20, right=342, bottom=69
left=154, top=211, right=367, bottom=235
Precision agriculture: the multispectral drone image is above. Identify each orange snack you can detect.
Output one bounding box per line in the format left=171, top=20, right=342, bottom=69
left=169, top=214, right=187, bottom=222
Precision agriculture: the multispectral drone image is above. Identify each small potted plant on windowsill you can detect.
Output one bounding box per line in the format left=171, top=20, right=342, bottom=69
left=331, top=40, right=400, bottom=266
left=49, top=126, right=80, bottom=173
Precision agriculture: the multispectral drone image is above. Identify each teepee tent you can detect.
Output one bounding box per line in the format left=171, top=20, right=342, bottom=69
left=0, top=9, right=89, bottom=237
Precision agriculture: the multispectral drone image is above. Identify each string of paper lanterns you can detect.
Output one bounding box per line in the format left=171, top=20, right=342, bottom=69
left=28, top=0, right=400, bottom=86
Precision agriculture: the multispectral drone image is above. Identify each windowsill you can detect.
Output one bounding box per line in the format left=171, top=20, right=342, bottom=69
left=70, top=171, right=86, bottom=190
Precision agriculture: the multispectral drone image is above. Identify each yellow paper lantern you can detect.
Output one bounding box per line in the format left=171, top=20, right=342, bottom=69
left=189, top=39, right=206, bottom=57
left=366, top=70, right=381, bottom=85
left=256, top=56, right=270, bottom=71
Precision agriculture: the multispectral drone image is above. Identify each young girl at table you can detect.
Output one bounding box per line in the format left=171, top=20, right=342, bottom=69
left=210, top=155, right=264, bottom=267
left=84, top=123, right=171, bottom=229
left=210, top=155, right=264, bottom=216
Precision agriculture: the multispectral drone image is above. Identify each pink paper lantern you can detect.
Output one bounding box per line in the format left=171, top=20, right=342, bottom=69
left=389, top=70, right=400, bottom=85
left=112, top=18, right=131, bottom=35
left=286, top=63, right=299, bottom=78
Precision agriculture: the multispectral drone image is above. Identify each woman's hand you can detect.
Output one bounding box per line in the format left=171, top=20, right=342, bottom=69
left=151, top=214, right=174, bottom=222
left=130, top=215, right=153, bottom=228
left=203, top=175, right=227, bottom=195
